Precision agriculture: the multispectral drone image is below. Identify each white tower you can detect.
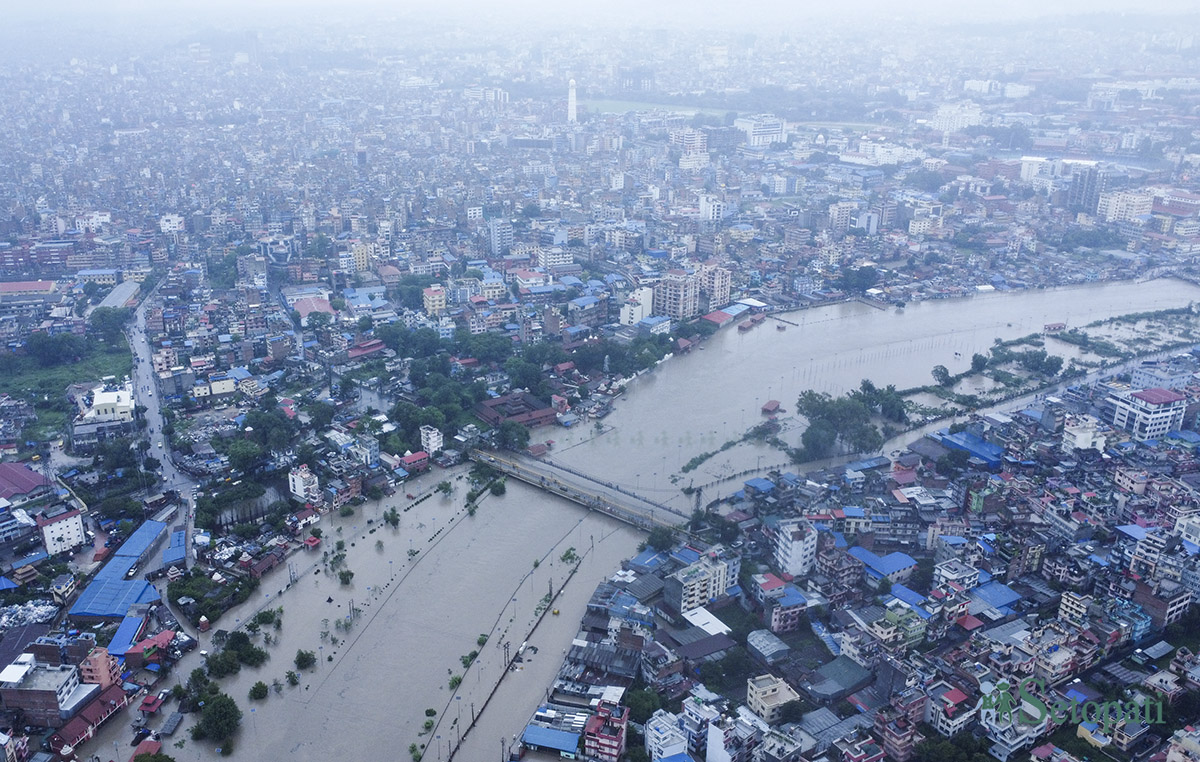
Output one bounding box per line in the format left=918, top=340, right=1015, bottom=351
left=567, top=78, right=577, bottom=123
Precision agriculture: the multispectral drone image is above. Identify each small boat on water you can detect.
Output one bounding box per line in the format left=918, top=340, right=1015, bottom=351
left=776, top=324, right=786, bottom=331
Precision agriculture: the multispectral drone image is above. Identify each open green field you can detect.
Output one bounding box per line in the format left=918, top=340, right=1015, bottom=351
left=0, top=339, right=133, bottom=440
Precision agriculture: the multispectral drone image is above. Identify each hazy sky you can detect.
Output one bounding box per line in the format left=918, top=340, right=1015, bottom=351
left=9, top=0, right=1200, bottom=29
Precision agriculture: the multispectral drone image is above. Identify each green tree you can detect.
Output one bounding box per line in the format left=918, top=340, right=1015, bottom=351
left=970, top=353, right=988, bottom=373
left=226, top=440, right=264, bottom=473
left=194, top=692, right=242, bottom=741
left=294, top=649, right=317, bottom=670
left=931, top=364, right=952, bottom=387
left=646, top=526, right=675, bottom=551
left=249, top=681, right=269, bottom=700
left=498, top=420, right=531, bottom=451
left=89, top=306, right=132, bottom=343
left=623, top=688, right=662, bottom=724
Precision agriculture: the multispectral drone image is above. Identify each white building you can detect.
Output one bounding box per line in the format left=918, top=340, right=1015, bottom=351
left=1108, top=388, right=1187, bottom=442
left=698, top=195, right=726, bottom=222
left=665, top=556, right=729, bottom=614
left=620, top=287, right=654, bottom=326
left=1061, top=415, right=1108, bottom=452
left=931, top=102, right=983, bottom=133
left=288, top=464, right=321, bottom=505
left=420, top=425, right=444, bottom=455
left=644, top=710, right=687, bottom=761
left=1097, top=190, right=1153, bottom=223
left=773, top=517, right=818, bottom=577
left=159, top=214, right=185, bottom=234
left=37, top=509, right=86, bottom=555
left=733, top=114, right=786, bottom=147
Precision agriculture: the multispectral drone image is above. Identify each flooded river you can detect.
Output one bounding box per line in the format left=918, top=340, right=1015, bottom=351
left=83, top=279, right=1200, bottom=762
left=549, top=280, right=1200, bottom=506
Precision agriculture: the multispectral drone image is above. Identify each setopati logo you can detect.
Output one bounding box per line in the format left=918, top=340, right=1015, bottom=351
left=980, top=677, right=1165, bottom=735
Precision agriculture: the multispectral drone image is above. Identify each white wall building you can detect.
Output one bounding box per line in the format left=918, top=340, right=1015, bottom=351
left=38, top=509, right=86, bottom=555
left=773, top=517, right=818, bottom=577
left=288, top=464, right=321, bottom=505
left=620, top=287, right=654, bottom=326
left=1108, top=388, right=1187, bottom=441
left=420, top=425, right=444, bottom=455
left=644, top=710, right=688, bottom=761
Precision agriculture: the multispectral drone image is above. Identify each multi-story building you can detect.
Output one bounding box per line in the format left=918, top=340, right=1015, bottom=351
left=70, top=381, right=136, bottom=451
left=488, top=219, right=514, bottom=256
left=773, top=518, right=818, bottom=577
left=1167, top=727, right=1200, bottom=762
left=1097, top=190, right=1153, bottom=223
left=0, top=655, right=95, bottom=728
left=699, top=263, right=732, bottom=309
left=653, top=270, right=700, bottom=321
left=873, top=689, right=927, bottom=762
left=78, top=647, right=121, bottom=690
left=422, top=285, right=447, bottom=316
left=419, top=425, right=444, bottom=455
left=924, top=681, right=975, bottom=737
left=1108, top=388, right=1187, bottom=442
left=664, top=556, right=729, bottom=615
left=36, top=508, right=86, bottom=556
left=1061, top=415, right=1108, bottom=452
left=620, top=287, right=655, bottom=326
left=1058, top=591, right=1092, bottom=625
left=644, top=710, right=687, bottom=761
left=733, top=114, right=786, bottom=147
left=583, top=702, right=628, bottom=762
left=746, top=674, right=799, bottom=725
left=288, top=464, right=321, bottom=505
left=933, top=558, right=979, bottom=589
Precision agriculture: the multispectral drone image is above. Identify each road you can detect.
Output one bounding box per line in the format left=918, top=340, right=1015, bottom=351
left=125, top=288, right=198, bottom=522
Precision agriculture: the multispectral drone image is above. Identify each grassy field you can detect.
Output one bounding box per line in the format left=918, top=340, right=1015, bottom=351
left=0, top=339, right=133, bottom=440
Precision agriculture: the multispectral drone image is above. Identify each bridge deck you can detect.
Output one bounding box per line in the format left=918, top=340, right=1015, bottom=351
left=470, top=450, right=687, bottom=534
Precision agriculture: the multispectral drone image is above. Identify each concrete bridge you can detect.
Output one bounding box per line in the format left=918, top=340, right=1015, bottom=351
left=469, top=449, right=692, bottom=534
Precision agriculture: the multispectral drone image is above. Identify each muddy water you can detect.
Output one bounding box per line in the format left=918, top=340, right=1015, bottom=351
left=549, top=280, right=1200, bottom=506
left=81, top=279, right=1200, bottom=761
left=87, top=474, right=640, bottom=762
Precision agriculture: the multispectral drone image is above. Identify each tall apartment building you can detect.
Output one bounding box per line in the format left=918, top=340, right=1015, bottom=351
left=664, top=555, right=729, bottom=614
left=699, top=195, right=726, bottom=223
left=419, top=425, right=444, bottom=455
left=422, top=285, right=447, bottom=316
left=699, top=263, right=732, bottom=309
left=733, top=114, right=786, bottom=147
left=653, top=270, right=700, bottom=321
left=828, top=201, right=859, bottom=235
left=288, top=464, right=321, bottom=505
left=620, top=287, right=654, bottom=326
left=488, top=218, right=514, bottom=255
left=1107, top=388, right=1186, bottom=441
left=773, top=517, right=818, bottom=577
left=1096, top=190, right=1153, bottom=223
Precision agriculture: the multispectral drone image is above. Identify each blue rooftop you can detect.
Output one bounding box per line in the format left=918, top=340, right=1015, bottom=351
left=744, top=477, right=775, bottom=494
left=847, top=547, right=916, bottom=576
left=107, top=615, right=145, bottom=658
left=522, top=725, right=580, bottom=754
left=938, top=429, right=1004, bottom=467
left=70, top=521, right=166, bottom=619
left=778, top=586, right=808, bottom=607
left=971, top=580, right=1022, bottom=613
